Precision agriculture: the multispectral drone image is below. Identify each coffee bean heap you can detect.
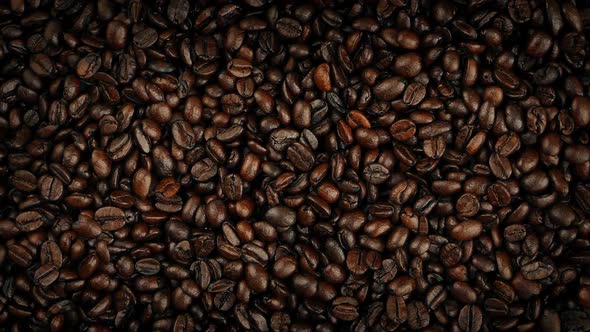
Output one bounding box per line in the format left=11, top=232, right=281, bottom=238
left=1, top=0, right=590, bottom=331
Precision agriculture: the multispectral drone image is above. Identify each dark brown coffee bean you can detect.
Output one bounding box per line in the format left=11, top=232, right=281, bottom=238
left=487, top=183, right=511, bottom=207
left=16, top=210, right=45, bottom=232
left=451, top=220, right=483, bottom=241
left=227, top=58, right=253, bottom=78
left=40, top=240, right=63, bottom=268
left=287, top=142, right=315, bottom=171
left=313, top=63, right=332, bottom=92
left=106, top=21, right=128, bottom=50
left=135, top=258, right=161, bottom=275
left=373, top=77, right=406, bottom=101
left=38, top=174, right=64, bottom=201
left=426, top=285, right=448, bottom=310
left=363, top=163, right=390, bottom=185
left=489, top=153, right=512, bottom=180
left=456, top=193, right=480, bottom=217
left=331, top=297, right=359, bottom=321
left=91, top=149, right=112, bottom=179
left=276, top=18, right=303, bottom=39
left=95, top=206, right=126, bottom=231
left=386, top=295, right=408, bottom=323
left=34, top=264, right=59, bottom=287
left=246, top=263, right=269, bottom=293
left=441, top=243, right=462, bottom=267
left=10, top=170, right=37, bottom=192
left=403, top=82, right=426, bottom=106
left=504, top=224, right=527, bottom=242
left=266, top=206, right=296, bottom=228
left=133, top=28, right=158, bottom=48
left=393, top=52, right=422, bottom=78
left=458, top=305, right=483, bottom=332
left=390, top=120, right=416, bottom=141
left=407, top=301, right=429, bottom=329
left=167, top=0, right=190, bottom=24
left=521, top=261, right=554, bottom=280
left=346, top=248, right=368, bottom=275
left=76, top=53, right=101, bottom=79
left=173, top=314, right=195, bottom=332
left=171, top=120, right=196, bottom=149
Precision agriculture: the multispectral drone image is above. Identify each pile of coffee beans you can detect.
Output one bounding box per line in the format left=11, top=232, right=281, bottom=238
left=1, top=0, right=590, bottom=330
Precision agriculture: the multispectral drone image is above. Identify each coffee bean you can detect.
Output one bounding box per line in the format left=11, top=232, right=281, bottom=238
left=16, top=210, right=45, bottom=232
left=393, top=52, right=422, bottom=78
left=504, top=224, right=527, bottom=242
left=246, top=263, right=269, bottom=293
left=167, top=0, right=189, bottom=25
left=458, top=305, right=483, bottom=332
left=456, top=193, right=480, bottom=217
left=489, top=153, right=513, bottom=180
left=346, top=248, right=368, bottom=275
left=7, top=244, right=33, bottom=267
left=487, top=183, right=512, bottom=207
left=426, top=285, right=448, bottom=310
left=133, top=28, right=158, bottom=48
left=373, top=76, right=406, bottom=101
left=407, top=301, right=430, bottom=329
left=313, top=63, right=332, bottom=92
left=521, top=261, right=554, bottom=280
left=40, top=240, right=63, bottom=268
left=390, top=119, right=416, bottom=141
left=135, top=258, right=161, bottom=275
left=451, top=220, right=483, bottom=241
left=34, top=264, right=59, bottom=287
left=403, top=82, right=426, bottom=106
left=38, top=174, right=64, bottom=201
left=95, top=206, right=126, bottom=231
left=441, top=243, right=462, bottom=267
left=287, top=142, right=315, bottom=171
left=328, top=298, right=357, bottom=322
left=276, top=18, right=303, bottom=39
left=10, top=170, right=37, bottom=192
left=386, top=295, right=408, bottom=323
left=171, top=120, right=196, bottom=149
left=362, top=163, right=390, bottom=185
left=76, top=53, right=101, bottom=79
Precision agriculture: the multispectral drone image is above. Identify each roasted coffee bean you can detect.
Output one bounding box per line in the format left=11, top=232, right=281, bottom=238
left=407, top=301, right=430, bottom=329
left=135, top=258, right=161, bottom=276
left=386, top=295, right=408, bottom=323
left=76, top=53, right=101, bottom=79
left=38, top=174, right=64, bottom=201
left=363, top=163, right=390, bottom=185
left=331, top=297, right=360, bottom=321
left=458, top=305, right=483, bottom=332
left=10, top=170, right=37, bottom=192
left=287, top=142, right=315, bottom=171
left=373, top=76, right=406, bottom=101
left=521, top=261, right=554, bottom=280
left=94, top=206, right=126, bottom=231
left=426, top=285, right=448, bottom=310
left=390, top=120, right=416, bottom=141
left=40, top=240, right=63, bottom=268
left=33, top=264, right=59, bottom=287
left=15, top=210, right=44, bottom=233
left=451, top=220, right=483, bottom=241
left=276, top=18, right=303, bottom=39
left=265, top=206, right=296, bottom=228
